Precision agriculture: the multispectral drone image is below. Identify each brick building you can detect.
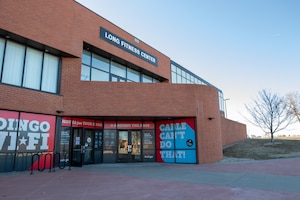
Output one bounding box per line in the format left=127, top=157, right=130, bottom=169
left=0, top=0, right=246, bottom=172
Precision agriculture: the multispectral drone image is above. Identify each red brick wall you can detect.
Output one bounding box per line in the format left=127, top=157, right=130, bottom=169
left=194, top=88, right=223, bottom=163
left=0, top=0, right=171, bottom=80
left=0, top=0, right=79, bottom=56
left=221, top=117, right=247, bottom=147
left=62, top=60, right=216, bottom=117
left=0, top=84, right=63, bottom=115
left=61, top=61, right=224, bottom=163
left=0, top=0, right=247, bottom=164
left=61, top=58, right=225, bottom=163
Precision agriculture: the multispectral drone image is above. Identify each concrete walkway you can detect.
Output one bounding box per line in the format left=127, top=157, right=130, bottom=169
left=0, top=158, right=299, bottom=200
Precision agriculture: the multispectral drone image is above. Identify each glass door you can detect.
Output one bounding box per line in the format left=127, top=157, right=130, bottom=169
left=131, top=131, right=142, bottom=162
left=117, top=131, right=142, bottom=162
left=83, top=129, right=94, bottom=164
left=71, top=128, right=83, bottom=166
left=94, top=130, right=103, bottom=164
left=118, top=131, right=129, bottom=162
left=71, top=128, right=95, bottom=166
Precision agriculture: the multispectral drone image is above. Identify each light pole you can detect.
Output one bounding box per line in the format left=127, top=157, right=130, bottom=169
left=224, top=98, right=230, bottom=118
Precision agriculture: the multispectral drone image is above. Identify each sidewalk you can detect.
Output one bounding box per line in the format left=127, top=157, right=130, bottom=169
left=0, top=158, right=299, bottom=200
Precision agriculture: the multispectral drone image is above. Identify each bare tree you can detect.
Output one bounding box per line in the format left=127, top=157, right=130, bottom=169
left=245, top=89, right=295, bottom=142
left=286, top=92, right=300, bottom=124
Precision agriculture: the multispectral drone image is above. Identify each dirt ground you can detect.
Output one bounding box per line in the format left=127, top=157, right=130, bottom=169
left=223, top=137, right=300, bottom=160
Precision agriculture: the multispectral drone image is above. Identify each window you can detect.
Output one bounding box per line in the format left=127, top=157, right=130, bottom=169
left=153, top=78, right=159, bottom=83
left=92, top=54, right=109, bottom=72
left=191, top=76, right=195, bottom=83
left=176, top=74, right=181, bottom=83
left=111, top=61, right=126, bottom=78
left=82, top=50, right=91, bottom=65
left=171, top=62, right=211, bottom=86
left=177, top=68, right=181, bottom=76
left=81, top=49, right=160, bottom=83
left=171, top=71, right=176, bottom=83
left=219, top=91, right=224, bottom=112
left=187, top=73, right=191, bottom=81
left=91, top=68, right=109, bottom=81
left=171, top=64, right=176, bottom=72
left=2, top=41, right=25, bottom=86
left=0, top=38, right=60, bottom=94
left=81, top=52, right=111, bottom=82
left=81, top=64, right=90, bottom=81
left=23, top=48, right=43, bottom=89
left=182, top=70, right=186, bottom=78
left=41, top=53, right=59, bottom=93
left=0, top=38, right=5, bottom=76
left=127, top=68, right=140, bottom=82
left=142, top=74, right=152, bottom=83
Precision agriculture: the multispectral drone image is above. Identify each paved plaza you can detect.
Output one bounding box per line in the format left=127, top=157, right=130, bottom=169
left=0, top=157, right=299, bottom=200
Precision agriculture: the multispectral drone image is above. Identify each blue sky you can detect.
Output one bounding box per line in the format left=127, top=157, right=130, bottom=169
left=76, top=0, right=300, bottom=136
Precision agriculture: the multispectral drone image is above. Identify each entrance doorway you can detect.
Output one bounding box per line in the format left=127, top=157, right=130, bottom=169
left=117, top=130, right=141, bottom=162
left=71, top=128, right=95, bottom=166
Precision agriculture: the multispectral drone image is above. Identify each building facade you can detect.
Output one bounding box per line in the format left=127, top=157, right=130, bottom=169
left=0, top=0, right=246, bottom=172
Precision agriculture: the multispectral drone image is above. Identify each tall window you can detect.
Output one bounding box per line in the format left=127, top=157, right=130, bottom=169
left=2, top=41, right=25, bottom=86
left=0, top=38, right=4, bottom=75
left=23, top=48, right=43, bottom=89
left=41, top=54, right=59, bottom=93
left=0, top=38, right=60, bottom=93
left=81, top=49, right=159, bottom=83
left=91, top=53, right=109, bottom=81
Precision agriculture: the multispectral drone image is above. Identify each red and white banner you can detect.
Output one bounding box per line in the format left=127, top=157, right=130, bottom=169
left=62, top=118, right=154, bottom=130
left=103, top=121, right=155, bottom=130
left=104, top=121, right=117, bottom=129
left=0, top=110, right=55, bottom=152
left=0, top=110, right=56, bottom=170
left=62, top=117, right=103, bottom=129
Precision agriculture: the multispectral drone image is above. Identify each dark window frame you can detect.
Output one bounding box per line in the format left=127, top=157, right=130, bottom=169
left=0, top=37, right=61, bottom=94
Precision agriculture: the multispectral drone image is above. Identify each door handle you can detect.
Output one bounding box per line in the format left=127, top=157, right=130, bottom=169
left=81, top=145, right=85, bottom=153
left=127, top=145, right=132, bottom=153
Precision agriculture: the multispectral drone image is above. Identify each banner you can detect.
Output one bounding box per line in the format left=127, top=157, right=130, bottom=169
left=100, top=27, right=158, bottom=66
left=103, top=121, right=155, bottom=130
left=62, top=117, right=102, bottom=129
left=0, top=110, right=56, bottom=170
left=155, top=118, right=196, bottom=163
left=0, top=111, right=55, bottom=152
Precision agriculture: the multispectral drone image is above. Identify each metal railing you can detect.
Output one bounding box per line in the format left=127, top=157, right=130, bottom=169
left=0, top=151, right=71, bottom=173
left=30, top=152, right=71, bottom=175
